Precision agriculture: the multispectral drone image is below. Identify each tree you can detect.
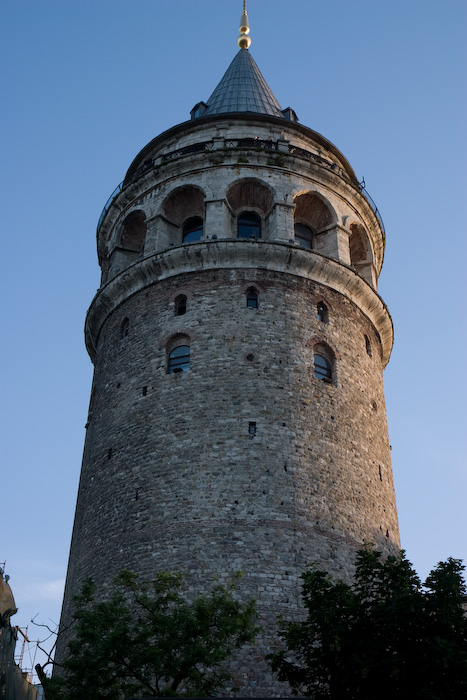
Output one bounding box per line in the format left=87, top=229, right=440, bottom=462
left=43, top=570, right=258, bottom=699
left=270, top=547, right=467, bottom=699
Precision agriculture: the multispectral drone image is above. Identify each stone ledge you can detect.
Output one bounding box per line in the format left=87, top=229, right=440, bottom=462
left=85, top=240, right=393, bottom=366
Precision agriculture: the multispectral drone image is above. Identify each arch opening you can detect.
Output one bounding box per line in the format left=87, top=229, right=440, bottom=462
left=226, top=179, right=274, bottom=216
left=120, top=210, right=147, bottom=253
left=293, top=192, right=334, bottom=232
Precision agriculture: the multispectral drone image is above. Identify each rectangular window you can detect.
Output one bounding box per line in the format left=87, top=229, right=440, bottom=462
left=248, top=422, right=257, bottom=435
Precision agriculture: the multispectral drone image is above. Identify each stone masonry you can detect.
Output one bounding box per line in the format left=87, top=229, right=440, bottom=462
left=57, top=68, right=400, bottom=694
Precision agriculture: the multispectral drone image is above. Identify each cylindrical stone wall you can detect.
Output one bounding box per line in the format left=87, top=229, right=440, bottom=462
left=57, top=114, right=399, bottom=695
left=58, top=262, right=398, bottom=693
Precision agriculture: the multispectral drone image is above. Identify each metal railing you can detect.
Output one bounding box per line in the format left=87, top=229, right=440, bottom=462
left=96, top=138, right=384, bottom=236
left=287, top=144, right=351, bottom=183
left=97, top=182, right=123, bottom=231
left=359, top=186, right=385, bottom=237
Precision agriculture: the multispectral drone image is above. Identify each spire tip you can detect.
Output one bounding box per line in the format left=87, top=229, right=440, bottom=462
left=237, top=0, right=251, bottom=49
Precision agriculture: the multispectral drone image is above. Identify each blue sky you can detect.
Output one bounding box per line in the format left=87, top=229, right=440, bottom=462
left=1, top=0, right=466, bottom=677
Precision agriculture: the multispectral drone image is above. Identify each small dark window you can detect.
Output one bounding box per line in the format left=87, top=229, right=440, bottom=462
left=182, top=217, right=203, bottom=243
left=238, top=211, right=261, bottom=239
left=248, top=422, right=257, bottom=435
left=175, top=295, right=187, bottom=316
left=120, top=317, right=129, bottom=338
left=168, top=345, right=190, bottom=374
left=314, top=354, right=332, bottom=381
left=365, top=334, right=372, bottom=357
left=246, top=288, right=258, bottom=308
left=317, top=302, right=328, bottom=323
left=294, top=223, right=314, bottom=249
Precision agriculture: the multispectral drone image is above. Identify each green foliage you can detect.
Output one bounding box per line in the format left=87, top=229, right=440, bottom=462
left=266, top=154, right=286, bottom=167
left=45, top=570, right=258, bottom=699
left=270, top=547, right=467, bottom=699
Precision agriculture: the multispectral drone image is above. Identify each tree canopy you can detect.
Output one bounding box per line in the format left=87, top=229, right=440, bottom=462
left=44, top=570, right=258, bottom=699
left=270, top=547, right=467, bottom=699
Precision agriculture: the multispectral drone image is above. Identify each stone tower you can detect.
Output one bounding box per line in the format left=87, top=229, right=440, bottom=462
left=58, top=6, right=399, bottom=694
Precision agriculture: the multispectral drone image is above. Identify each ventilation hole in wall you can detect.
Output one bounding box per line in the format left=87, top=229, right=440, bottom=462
left=248, top=422, right=257, bottom=435
left=107, top=448, right=112, bottom=460
left=372, top=401, right=378, bottom=411
left=246, top=353, right=255, bottom=362
left=379, top=465, right=383, bottom=482
left=282, top=422, right=286, bottom=427
left=234, top=500, right=238, bottom=504
left=175, top=295, right=187, bottom=316
left=386, top=529, right=390, bottom=538
left=117, top=382, right=121, bottom=388
left=135, top=489, right=139, bottom=501
left=331, top=415, right=335, bottom=421
left=284, top=464, right=288, bottom=472
left=142, top=386, right=148, bottom=397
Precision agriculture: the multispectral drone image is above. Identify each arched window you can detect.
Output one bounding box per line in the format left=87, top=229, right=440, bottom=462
left=294, top=223, right=314, bottom=249
left=314, top=354, right=332, bottom=381
left=182, top=217, right=203, bottom=243
left=365, top=334, right=372, bottom=357
left=238, top=212, right=261, bottom=239
left=246, top=288, right=258, bottom=309
left=168, top=345, right=190, bottom=374
left=317, top=302, right=328, bottom=323
left=120, top=317, right=129, bottom=339
left=175, top=295, right=187, bottom=316
left=313, top=343, right=334, bottom=383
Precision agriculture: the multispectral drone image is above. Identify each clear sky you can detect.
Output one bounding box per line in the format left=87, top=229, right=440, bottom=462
left=1, top=0, right=466, bottom=678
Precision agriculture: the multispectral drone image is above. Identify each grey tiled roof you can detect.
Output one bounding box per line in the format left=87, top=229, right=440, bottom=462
left=204, top=48, right=283, bottom=117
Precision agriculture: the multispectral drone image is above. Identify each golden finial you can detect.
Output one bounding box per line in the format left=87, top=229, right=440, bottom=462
left=238, top=0, right=251, bottom=49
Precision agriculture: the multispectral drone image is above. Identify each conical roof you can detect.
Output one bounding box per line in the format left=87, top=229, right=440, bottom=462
left=204, top=48, right=283, bottom=118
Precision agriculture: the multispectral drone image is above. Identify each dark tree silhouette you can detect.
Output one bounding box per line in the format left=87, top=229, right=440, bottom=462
left=270, top=547, right=467, bottom=699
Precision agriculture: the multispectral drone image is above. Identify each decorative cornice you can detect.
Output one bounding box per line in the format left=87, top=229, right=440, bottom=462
left=85, top=240, right=393, bottom=366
